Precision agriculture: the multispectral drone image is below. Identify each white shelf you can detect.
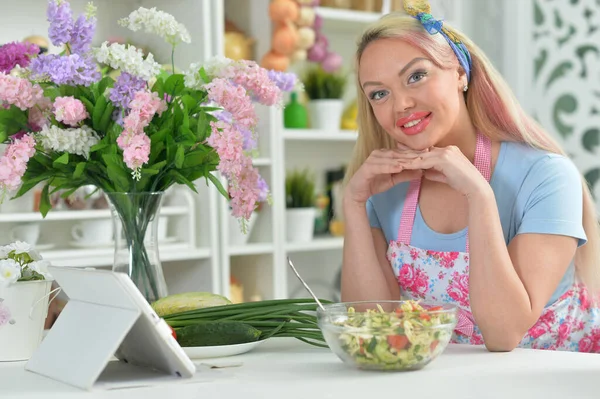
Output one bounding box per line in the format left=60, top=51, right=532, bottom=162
left=42, top=244, right=212, bottom=268
left=285, top=236, right=344, bottom=252
left=0, top=206, right=188, bottom=223
left=316, top=6, right=382, bottom=24
left=228, top=243, right=274, bottom=256
left=283, top=129, right=358, bottom=142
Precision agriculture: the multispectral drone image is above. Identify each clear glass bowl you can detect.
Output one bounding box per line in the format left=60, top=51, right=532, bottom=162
left=317, top=300, right=458, bottom=371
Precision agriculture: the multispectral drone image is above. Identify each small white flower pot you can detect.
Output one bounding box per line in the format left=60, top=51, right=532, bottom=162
left=308, top=99, right=344, bottom=131
left=286, top=208, right=317, bottom=243
left=229, top=211, right=259, bottom=246
left=0, top=280, right=52, bottom=362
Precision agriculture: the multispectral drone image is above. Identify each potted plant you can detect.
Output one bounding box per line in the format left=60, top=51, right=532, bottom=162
left=285, top=168, right=317, bottom=242
left=303, top=64, right=347, bottom=131
left=0, top=1, right=297, bottom=303
left=0, top=241, right=54, bottom=361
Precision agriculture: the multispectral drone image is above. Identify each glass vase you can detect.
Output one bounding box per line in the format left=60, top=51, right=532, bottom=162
left=106, top=192, right=168, bottom=303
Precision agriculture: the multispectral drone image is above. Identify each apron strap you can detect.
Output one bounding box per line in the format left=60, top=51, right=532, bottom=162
left=397, top=133, right=492, bottom=252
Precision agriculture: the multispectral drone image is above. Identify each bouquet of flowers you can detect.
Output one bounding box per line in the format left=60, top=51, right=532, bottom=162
left=0, top=241, right=52, bottom=285
left=0, top=0, right=296, bottom=223
left=0, top=0, right=297, bottom=301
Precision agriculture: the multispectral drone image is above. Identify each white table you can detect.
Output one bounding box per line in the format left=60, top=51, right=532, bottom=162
left=2, top=338, right=600, bottom=399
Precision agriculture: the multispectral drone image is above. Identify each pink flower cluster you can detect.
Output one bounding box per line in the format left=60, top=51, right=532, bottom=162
left=0, top=72, right=43, bottom=110
left=446, top=271, right=470, bottom=307
left=229, top=61, right=281, bottom=106
left=117, top=91, right=166, bottom=178
left=0, top=134, right=36, bottom=194
left=53, top=96, right=89, bottom=126
left=398, top=263, right=429, bottom=297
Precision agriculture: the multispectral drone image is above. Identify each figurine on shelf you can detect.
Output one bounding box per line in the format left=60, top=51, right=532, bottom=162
left=224, top=19, right=255, bottom=61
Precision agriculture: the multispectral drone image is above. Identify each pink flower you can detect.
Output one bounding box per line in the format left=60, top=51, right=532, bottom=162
left=558, top=322, right=571, bottom=342
left=129, top=91, right=167, bottom=121
left=447, top=272, right=470, bottom=307
left=0, top=302, right=12, bottom=327
left=410, top=248, right=419, bottom=260
left=206, top=78, right=256, bottom=130
left=0, top=72, right=43, bottom=110
left=579, top=336, right=594, bottom=353
left=53, top=96, right=89, bottom=126
left=122, top=133, right=150, bottom=177
left=0, top=134, right=36, bottom=193
left=528, top=324, right=547, bottom=339
left=579, top=287, right=591, bottom=310
left=398, top=264, right=415, bottom=290
left=412, top=268, right=429, bottom=296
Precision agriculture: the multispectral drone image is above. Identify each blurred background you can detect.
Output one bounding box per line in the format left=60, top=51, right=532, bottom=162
left=0, top=0, right=597, bottom=310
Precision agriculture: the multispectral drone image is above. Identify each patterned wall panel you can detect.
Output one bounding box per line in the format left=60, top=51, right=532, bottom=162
left=531, top=0, right=600, bottom=197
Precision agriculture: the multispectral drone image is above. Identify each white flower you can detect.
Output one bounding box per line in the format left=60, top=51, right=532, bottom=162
left=39, top=125, right=99, bottom=159
left=7, top=241, right=31, bottom=255
left=119, top=7, right=191, bottom=46
left=29, top=260, right=52, bottom=280
left=184, top=56, right=233, bottom=90
left=0, top=259, right=21, bottom=285
left=93, top=42, right=161, bottom=81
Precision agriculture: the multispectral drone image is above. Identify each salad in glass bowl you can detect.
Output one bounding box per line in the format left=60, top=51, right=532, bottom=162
left=317, top=300, right=458, bottom=371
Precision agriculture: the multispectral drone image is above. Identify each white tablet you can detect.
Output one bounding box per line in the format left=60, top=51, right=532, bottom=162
left=26, top=267, right=196, bottom=390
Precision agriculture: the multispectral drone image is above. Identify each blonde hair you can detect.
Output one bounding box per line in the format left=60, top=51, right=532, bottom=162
left=345, top=12, right=600, bottom=293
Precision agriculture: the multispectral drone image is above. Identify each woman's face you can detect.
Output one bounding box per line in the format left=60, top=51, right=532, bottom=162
left=358, top=37, right=467, bottom=150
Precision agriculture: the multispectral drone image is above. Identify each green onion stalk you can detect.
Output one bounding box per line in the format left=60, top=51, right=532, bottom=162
left=163, top=298, right=333, bottom=348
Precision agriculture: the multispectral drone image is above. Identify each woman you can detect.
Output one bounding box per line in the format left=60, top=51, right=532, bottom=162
left=342, top=0, right=600, bottom=353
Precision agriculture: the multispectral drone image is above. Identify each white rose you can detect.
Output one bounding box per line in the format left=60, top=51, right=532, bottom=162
left=29, top=260, right=52, bottom=280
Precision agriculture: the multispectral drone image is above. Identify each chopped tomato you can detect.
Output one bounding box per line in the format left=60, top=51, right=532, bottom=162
left=387, top=335, right=409, bottom=350
left=428, top=306, right=443, bottom=312
left=419, top=312, right=431, bottom=321
left=430, top=340, right=439, bottom=351
left=168, top=325, right=177, bottom=340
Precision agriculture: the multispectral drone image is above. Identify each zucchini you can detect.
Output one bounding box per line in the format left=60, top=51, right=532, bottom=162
left=176, top=321, right=262, bottom=347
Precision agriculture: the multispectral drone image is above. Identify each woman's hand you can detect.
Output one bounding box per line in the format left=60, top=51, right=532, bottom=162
left=344, top=148, right=424, bottom=205
left=397, top=144, right=490, bottom=198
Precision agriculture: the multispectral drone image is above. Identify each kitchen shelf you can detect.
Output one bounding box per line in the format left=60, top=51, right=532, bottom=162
left=316, top=6, right=382, bottom=24
left=227, top=243, right=274, bottom=256
left=285, top=236, right=344, bottom=252
left=42, top=244, right=212, bottom=268
left=252, top=157, right=272, bottom=166
left=0, top=206, right=188, bottom=223
left=283, top=129, right=358, bottom=141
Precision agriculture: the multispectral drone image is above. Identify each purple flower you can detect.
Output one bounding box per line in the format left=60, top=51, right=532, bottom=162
left=0, top=42, right=40, bottom=73
left=112, top=108, right=125, bottom=126
left=257, top=176, right=269, bottom=202
left=267, top=70, right=297, bottom=92
left=30, top=53, right=100, bottom=86
left=70, top=14, right=96, bottom=54
left=47, top=0, right=73, bottom=47
left=109, top=72, right=146, bottom=109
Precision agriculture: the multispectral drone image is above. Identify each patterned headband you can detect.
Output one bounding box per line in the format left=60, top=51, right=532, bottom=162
left=403, top=0, right=472, bottom=82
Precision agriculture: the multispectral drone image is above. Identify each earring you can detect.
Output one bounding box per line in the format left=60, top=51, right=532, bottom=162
left=463, top=84, right=468, bottom=92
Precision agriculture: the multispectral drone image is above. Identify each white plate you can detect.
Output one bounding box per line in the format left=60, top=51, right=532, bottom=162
left=182, top=340, right=264, bottom=359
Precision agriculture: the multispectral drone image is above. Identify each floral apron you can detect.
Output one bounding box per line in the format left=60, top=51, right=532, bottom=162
left=386, top=133, right=600, bottom=352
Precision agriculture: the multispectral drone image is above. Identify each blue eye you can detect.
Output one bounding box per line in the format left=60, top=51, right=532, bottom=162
left=408, top=71, right=427, bottom=84
left=369, top=90, right=387, bottom=100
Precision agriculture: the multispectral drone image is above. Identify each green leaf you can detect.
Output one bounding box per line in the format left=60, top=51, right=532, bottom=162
left=152, top=78, right=165, bottom=99
left=152, top=126, right=171, bottom=143
left=149, top=141, right=165, bottom=164
left=53, top=153, right=69, bottom=166
left=39, top=184, right=52, bottom=218
left=102, top=154, right=130, bottom=192
left=90, top=142, right=109, bottom=153
left=0, top=105, right=28, bottom=138
left=76, top=86, right=94, bottom=103
left=175, top=146, right=185, bottom=168
left=140, top=168, right=160, bottom=176
left=13, top=172, right=53, bottom=199
left=99, top=102, right=115, bottom=133
left=207, top=172, right=229, bottom=199
left=196, top=112, right=210, bottom=141
left=92, top=94, right=108, bottom=131
left=97, top=76, right=114, bottom=97
left=43, top=87, right=61, bottom=101
left=181, top=95, right=198, bottom=113
left=73, top=162, right=86, bottom=178
left=198, top=67, right=209, bottom=84
left=166, top=131, right=177, bottom=163
left=169, top=170, right=198, bottom=193
left=80, top=97, right=95, bottom=118
left=149, top=160, right=167, bottom=171
left=59, top=85, right=77, bottom=98
left=164, top=74, right=185, bottom=97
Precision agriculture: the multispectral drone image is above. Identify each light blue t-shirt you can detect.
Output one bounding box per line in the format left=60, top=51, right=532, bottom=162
left=366, top=141, right=587, bottom=306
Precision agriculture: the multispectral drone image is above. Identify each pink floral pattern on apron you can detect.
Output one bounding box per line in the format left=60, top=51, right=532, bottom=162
left=386, top=134, right=600, bottom=351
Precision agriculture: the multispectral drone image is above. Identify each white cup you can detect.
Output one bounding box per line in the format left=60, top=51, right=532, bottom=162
left=9, top=223, right=40, bottom=245
left=71, top=220, right=113, bottom=246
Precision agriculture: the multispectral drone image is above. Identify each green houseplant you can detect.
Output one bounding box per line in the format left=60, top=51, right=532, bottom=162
left=303, top=65, right=347, bottom=131
left=285, top=169, right=317, bottom=243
